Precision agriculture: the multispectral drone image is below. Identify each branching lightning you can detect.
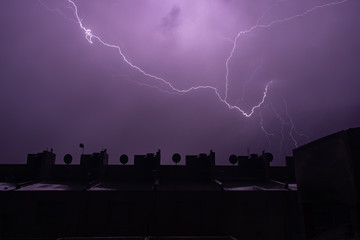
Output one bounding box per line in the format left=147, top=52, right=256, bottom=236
left=259, top=109, right=276, bottom=150
left=66, top=0, right=271, bottom=118
left=266, top=101, right=309, bottom=153
left=42, top=0, right=348, bottom=158
left=283, top=100, right=310, bottom=147
left=65, top=0, right=348, bottom=119
left=38, top=0, right=77, bottom=23
left=224, top=0, right=348, bottom=103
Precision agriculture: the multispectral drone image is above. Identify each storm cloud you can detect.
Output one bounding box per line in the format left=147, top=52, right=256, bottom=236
left=161, top=5, right=181, bottom=35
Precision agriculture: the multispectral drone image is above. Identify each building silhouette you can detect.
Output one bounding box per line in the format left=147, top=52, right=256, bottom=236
left=0, top=127, right=359, bottom=239
left=293, top=127, right=360, bottom=239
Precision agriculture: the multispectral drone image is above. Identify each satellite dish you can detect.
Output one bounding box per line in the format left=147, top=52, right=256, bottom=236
left=263, top=152, right=273, bottom=162
left=64, top=154, right=72, bottom=165
left=172, top=153, right=181, bottom=165
left=120, top=154, right=129, bottom=165
left=229, top=155, right=238, bottom=165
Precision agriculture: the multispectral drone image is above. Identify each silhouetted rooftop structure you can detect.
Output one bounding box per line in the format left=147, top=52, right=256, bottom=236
left=2, top=128, right=359, bottom=239
left=0, top=147, right=301, bottom=239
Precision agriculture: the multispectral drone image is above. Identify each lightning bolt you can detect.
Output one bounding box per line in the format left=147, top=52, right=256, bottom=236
left=65, top=0, right=347, bottom=118
left=224, top=0, right=348, bottom=103
left=66, top=0, right=272, bottom=118
left=37, top=0, right=77, bottom=23
left=41, top=0, right=348, bottom=160
left=259, top=108, right=276, bottom=150
left=267, top=101, right=309, bottom=153
left=283, top=100, right=310, bottom=148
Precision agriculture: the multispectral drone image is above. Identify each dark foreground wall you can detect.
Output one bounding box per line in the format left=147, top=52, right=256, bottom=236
left=0, top=150, right=301, bottom=239
left=0, top=173, right=301, bottom=239
left=0, top=188, right=300, bottom=239
left=294, top=127, right=360, bottom=239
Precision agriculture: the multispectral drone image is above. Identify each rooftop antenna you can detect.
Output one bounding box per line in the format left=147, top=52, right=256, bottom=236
left=79, top=143, right=84, bottom=154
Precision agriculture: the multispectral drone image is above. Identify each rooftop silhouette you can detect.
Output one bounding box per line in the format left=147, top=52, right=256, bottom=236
left=0, top=127, right=359, bottom=239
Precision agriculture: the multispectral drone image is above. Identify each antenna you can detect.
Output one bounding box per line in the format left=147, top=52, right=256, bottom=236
left=79, top=143, right=84, bottom=154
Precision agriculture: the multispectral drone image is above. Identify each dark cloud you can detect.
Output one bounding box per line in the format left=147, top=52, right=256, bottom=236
left=161, top=4, right=181, bottom=35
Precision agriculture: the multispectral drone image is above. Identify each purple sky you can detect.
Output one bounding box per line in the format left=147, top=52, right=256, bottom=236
left=1, top=0, right=359, bottom=165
